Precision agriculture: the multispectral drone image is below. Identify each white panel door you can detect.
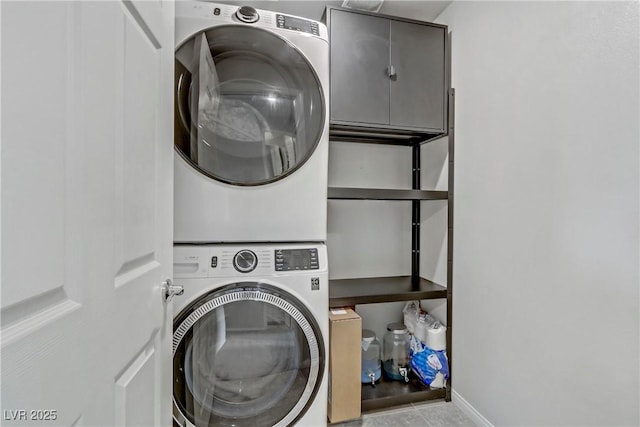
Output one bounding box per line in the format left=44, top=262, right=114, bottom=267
left=1, top=1, right=174, bottom=425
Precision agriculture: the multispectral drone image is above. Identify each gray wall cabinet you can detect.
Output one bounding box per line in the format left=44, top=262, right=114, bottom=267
left=327, top=7, right=447, bottom=140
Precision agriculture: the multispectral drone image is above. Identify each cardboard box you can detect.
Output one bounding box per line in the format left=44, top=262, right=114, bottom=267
left=328, top=307, right=362, bottom=423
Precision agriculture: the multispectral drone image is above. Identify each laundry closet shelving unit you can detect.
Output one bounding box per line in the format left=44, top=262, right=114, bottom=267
left=324, top=6, right=454, bottom=411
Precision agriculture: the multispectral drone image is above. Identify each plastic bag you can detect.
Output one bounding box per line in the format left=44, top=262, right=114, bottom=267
left=409, top=335, right=449, bottom=389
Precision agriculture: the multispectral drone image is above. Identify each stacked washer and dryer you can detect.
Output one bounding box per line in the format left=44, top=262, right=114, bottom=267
left=173, top=2, right=330, bottom=426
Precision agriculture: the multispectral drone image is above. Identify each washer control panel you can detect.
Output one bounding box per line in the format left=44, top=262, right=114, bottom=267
left=275, top=248, right=319, bottom=271
left=174, top=244, right=327, bottom=279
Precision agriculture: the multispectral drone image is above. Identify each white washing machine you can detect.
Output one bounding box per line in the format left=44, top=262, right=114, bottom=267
left=172, top=243, right=328, bottom=427
left=174, top=2, right=329, bottom=243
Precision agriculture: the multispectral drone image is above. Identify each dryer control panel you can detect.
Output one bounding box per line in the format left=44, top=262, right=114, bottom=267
left=275, top=14, right=320, bottom=36
left=175, top=1, right=328, bottom=41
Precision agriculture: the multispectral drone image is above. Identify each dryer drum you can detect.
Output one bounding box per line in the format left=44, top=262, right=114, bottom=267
left=174, top=26, right=325, bottom=186
left=173, top=283, right=325, bottom=427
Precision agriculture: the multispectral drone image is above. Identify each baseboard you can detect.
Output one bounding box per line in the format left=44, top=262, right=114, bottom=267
left=451, top=389, right=493, bottom=427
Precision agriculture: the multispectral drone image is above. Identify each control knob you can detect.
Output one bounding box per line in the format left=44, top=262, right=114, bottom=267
left=235, top=6, right=259, bottom=23
left=233, top=250, right=258, bottom=273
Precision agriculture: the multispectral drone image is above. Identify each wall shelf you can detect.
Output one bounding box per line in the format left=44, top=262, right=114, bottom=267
left=329, top=123, right=446, bottom=146
left=361, top=377, right=446, bottom=412
left=326, top=4, right=455, bottom=414
left=329, top=276, right=447, bottom=307
left=328, top=187, right=448, bottom=201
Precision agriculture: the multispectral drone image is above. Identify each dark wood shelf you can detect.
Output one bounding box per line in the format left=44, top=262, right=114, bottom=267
left=328, top=187, right=448, bottom=201
left=329, top=276, right=447, bottom=307
left=329, top=123, right=446, bottom=146
left=361, top=376, right=447, bottom=412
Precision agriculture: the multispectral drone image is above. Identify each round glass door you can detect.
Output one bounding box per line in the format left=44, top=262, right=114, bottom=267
left=175, top=26, right=325, bottom=186
left=173, top=283, right=324, bottom=427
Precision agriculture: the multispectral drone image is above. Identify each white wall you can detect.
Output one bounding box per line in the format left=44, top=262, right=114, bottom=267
left=435, top=1, right=639, bottom=425
left=328, top=142, right=413, bottom=280
left=327, top=142, right=414, bottom=335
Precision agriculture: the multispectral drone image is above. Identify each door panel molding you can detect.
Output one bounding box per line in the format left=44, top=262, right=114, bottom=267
left=115, top=3, right=162, bottom=272
left=1, top=2, right=77, bottom=309
left=121, top=1, right=162, bottom=49
left=114, top=335, right=158, bottom=426
left=1, top=298, right=81, bottom=348
left=114, top=253, right=159, bottom=289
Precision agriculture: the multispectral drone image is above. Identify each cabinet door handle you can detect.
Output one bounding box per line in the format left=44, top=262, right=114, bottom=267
left=388, top=65, right=397, bottom=81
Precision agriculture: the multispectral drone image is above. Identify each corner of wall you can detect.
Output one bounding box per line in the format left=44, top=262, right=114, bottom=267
left=451, top=389, right=493, bottom=427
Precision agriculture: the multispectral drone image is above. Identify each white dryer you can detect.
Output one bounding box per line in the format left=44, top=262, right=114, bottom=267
left=174, top=2, right=329, bottom=243
left=172, top=243, right=328, bottom=427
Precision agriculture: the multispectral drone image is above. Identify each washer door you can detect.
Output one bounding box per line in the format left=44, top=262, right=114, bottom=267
left=175, top=26, right=325, bottom=186
left=173, top=283, right=325, bottom=427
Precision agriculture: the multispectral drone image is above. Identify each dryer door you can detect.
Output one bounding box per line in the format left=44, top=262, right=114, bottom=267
left=173, top=283, right=325, bottom=427
left=175, top=26, right=325, bottom=186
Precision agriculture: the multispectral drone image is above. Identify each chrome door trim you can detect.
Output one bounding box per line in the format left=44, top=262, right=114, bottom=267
left=173, top=283, right=323, bottom=427
left=174, top=24, right=326, bottom=187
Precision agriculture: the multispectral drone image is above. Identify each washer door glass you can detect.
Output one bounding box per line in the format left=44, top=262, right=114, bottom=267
left=175, top=26, right=325, bottom=186
left=173, top=283, right=324, bottom=427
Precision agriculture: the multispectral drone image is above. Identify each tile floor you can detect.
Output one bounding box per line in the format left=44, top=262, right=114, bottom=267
left=330, top=400, right=476, bottom=427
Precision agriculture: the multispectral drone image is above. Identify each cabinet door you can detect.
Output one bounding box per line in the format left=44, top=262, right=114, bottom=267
left=390, top=20, right=445, bottom=131
left=330, top=9, right=390, bottom=125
